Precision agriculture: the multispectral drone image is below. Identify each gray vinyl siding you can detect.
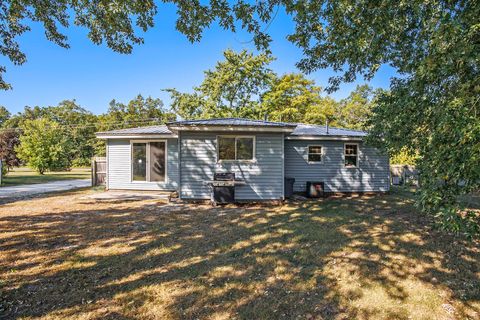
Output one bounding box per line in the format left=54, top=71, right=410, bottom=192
left=106, top=139, right=179, bottom=191
left=285, top=140, right=389, bottom=193
left=180, top=132, right=284, bottom=200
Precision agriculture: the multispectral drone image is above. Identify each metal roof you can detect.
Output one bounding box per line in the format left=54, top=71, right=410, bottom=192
left=291, top=124, right=367, bottom=137
left=96, top=118, right=367, bottom=138
left=96, top=125, right=173, bottom=136
left=168, top=118, right=296, bottom=127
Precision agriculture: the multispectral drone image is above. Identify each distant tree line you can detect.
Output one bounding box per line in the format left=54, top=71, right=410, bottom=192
left=0, top=96, right=175, bottom=174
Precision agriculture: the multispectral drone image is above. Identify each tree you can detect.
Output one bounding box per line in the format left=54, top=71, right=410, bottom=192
left=0, top=106, right=10, bottom=127
left=390, top=147, right=419, bottom=166
left=96, top=94, right=175, bottom=155
left=303, top=97, right=341, bottom=127
left=0, top=1, right=156, bottom=89
left=337, top=85, right=375, bottom=130
left=2, top=101, right=98, bottom=166
left=46, top=100, right=98, bottom=166
left=0, top=129, right=20, bottom=171
left=168, top=49, right=275, bottom=119
left=3, top=106, right=48, bottom=128
left=261, top=73, right=322, bottom=123
left=98, top=94, right=175, bottom=130
left=16, top=118, right=72, bottom=174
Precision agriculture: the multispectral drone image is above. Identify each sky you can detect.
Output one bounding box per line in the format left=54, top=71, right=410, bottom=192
left=0, top=4, right=396, bottom=115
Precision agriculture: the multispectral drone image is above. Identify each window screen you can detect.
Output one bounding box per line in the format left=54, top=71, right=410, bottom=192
left=344, top=144, right=358, bottom=167
left=218, top=136, right=254, bottom=161
left=218, top=137, right=236, bottom=160
left=308, top=146, right=322, bottom=162
left=236, top=138, right=254, bottom=160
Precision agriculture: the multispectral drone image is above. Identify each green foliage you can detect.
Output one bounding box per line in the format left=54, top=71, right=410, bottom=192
left=96, top=94, right=175, bottom=155
left=48, top=100, right=98, bottom=166
left=390, top=148, right=419, bottom=166
left=169, top=51, right=370, bottom=128
left=303, top=97, right=340, bottom=126
left=337, top=85, right=375, bottom=130
left=4, top=101, right=98, bottom=165
left=16, top=118, right=72, bottom=174
left=261, top=73, right=322, bottom=123
left=98, top=94, right=175, bottom=130
left=0, top=1, right=156, bottom=89
left=368, top=73, right=479, bottom=236
left=0, top=106, right=10, bottom=127
left=168, top=49, right=275, bottom=119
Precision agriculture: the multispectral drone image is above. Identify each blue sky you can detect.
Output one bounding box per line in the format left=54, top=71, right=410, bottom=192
left=0, top=4, right=396, bottom=115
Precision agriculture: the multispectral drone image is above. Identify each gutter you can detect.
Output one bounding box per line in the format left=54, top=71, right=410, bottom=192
left=285, top=135, right=364, bottom=141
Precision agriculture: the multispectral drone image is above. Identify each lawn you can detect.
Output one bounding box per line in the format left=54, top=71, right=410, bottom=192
left=0, top=188, right=478, bottom=319
left=1, top=167, right=90, bottom=186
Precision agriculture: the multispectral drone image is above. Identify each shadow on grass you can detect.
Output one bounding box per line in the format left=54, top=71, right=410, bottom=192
left=0, top=190, right=479, bottom=319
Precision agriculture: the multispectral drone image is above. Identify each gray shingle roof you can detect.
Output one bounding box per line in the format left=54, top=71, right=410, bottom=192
left=96, top=118, right=366, bottom=138
left=292, top=124, right=367, bottom=137
left=168, top=118, right=296, bottom=127
left=96, top=125, right=172, bottom=136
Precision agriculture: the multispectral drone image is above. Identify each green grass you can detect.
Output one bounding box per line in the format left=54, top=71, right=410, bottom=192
left=1, top=167, right=90, bottom=186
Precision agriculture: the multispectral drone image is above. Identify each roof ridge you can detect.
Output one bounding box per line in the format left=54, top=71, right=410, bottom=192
left=168, top=117, right=295, bottom=126
left=297, top=123, right=366, bottom=133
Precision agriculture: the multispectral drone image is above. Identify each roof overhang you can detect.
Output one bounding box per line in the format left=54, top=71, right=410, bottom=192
left=96, top=134, right=178, bottom=139
left=167, top=125, right=295, bottom=133
left=285, top=135, right=364, bottom=141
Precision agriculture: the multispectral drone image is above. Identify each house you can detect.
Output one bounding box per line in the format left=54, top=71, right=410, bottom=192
left=96, top=118, right=389, bottom=201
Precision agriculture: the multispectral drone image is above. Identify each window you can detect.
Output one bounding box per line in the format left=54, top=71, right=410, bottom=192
left=218, top=136, right=254, bottom=161
left=132, top=143, right=147, bottom=181
left=132, top=141, right=166, bottom=182
left=308, top=145, right=323, bottom=163
left=344, top=143, right=358, bottom=167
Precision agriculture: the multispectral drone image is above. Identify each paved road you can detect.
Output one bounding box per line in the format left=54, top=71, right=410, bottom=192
left=0, top=179, right=90, bottom=199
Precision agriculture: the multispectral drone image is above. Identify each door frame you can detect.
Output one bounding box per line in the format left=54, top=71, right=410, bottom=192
left=130, top=140, right=168, bottom=183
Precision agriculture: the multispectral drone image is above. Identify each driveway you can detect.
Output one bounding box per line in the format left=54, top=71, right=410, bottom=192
left=0, top=179, right=90, bottom=199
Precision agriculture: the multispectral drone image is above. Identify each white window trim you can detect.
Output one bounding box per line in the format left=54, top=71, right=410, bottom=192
left=216, top=135, right=256, bottom=163
left=344, top=142, right=359, bottom=168
left=130, top=140, right=168, bottom=183
left=307, top=144, right=324, bottom=164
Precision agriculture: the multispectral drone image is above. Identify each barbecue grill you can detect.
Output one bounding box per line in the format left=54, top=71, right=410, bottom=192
left=206, top=173, right=246, bottom=205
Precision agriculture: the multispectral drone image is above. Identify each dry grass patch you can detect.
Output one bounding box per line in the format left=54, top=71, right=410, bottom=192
left=0, top=188, right=479, bottom=319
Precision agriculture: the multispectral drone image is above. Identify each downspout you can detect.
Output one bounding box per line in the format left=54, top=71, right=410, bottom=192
left=178, top=131, right=182, bottom=199
left=106, top=139, right=109, bottom=190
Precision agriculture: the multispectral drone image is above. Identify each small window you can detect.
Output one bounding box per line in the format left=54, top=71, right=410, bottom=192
left=344, top=144, right=358, bottom=167
left=218, top=136, right=254, bottom=161
left=308, top=145, right=323, bottom=163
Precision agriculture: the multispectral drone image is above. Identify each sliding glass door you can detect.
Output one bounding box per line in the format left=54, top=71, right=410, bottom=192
left=131, top=141, right=166, bottom=182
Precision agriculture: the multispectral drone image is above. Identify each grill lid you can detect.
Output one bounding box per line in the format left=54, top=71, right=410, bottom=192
left=214, top=173, right=235, bottom=181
